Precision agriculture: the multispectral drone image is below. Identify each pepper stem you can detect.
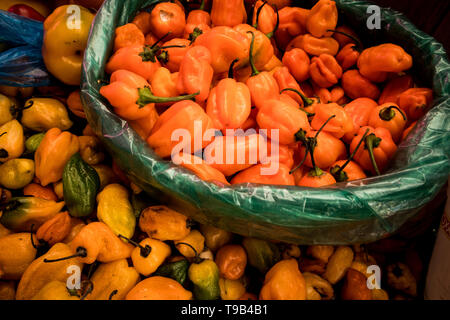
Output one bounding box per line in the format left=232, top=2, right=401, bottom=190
left=228, top=58, right=239, bottom=79
left=79, top=280, right=94, bottom=300
left=247, top=31, right=260, bottom=76
left=365, top=133, right=382, bottom=175
left=151, top=31, right=172, bottom=49
left=108, top=290, right=118, bottom=300
left=137, top=87, right=199, bottom=108
left=379, top=105, right=406, bottom=121
left=118, top=234, right=152, bottom=258
left=280, top=88, right=315, bottom=107
left=289, top=144, right=309, bottom=174
left=188, top=27, right=203, bottom=44
left=43, top=246, right=87, bottom=263
left=199, top=0, right=206, bottom=11
left=176, top=242, right=201, bottom=263
left=315, top=115, right=336, bottom=139
left=266, top=5, right=279, bottom=39
left=331, top=128, right=369, bottom=182
left=326, top=29, right=363, bottom=51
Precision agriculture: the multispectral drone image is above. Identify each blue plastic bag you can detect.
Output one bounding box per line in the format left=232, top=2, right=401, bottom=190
left=0, top=10, right=51, bottom=87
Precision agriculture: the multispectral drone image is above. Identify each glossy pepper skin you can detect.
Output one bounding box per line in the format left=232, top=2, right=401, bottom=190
left=36, top=211, right=71, bottom=246
left=131, top=238, right=171, bottom=276
left=330, top=160, right=367, bottom=183
left=176, top=153, right=230, bottom=186
left=0, top=120, right=24, bottom=162
left=378, top=75, right=414, bottom=105
left=306, top=0, right=338, bottom=38
left=194, top=26, right=249, bottom=74
left=336, top=43, right=360, bottom=71
left=189, top=259, right=221, bottom=300
left=260, top=259, right=306, bottom=300
left=368, top=103, right=407, bottom=143
left=273, top=66, right=304, bottom=105
left=161, top=38, right=191, bottom=72
left=86, top=259, right=140, bottom=300
left=31, top=281, right=79, bottom=300
left=147, top=100, right=214, bottom=158
left=206, top=62, right=251, bottom=130
left=203, top=133, right=268, bottom=176
left=126, top=276, right=192, bottom=300
left=398, top=88, right=433, bottom=121
left=357, top=44, right=413, bottom=83
left=42, top=5, right=94, bottom=85
left=211, top=0, right=247, bottom=27
left=150, top=2, right=186, bottom=39
left=0, top=232, right=37, bottom=280
left=286, top=34, right=339, bottom=56
left=114, top=23, right=145, bottom=52
left=67, top=90, right=86, bottom=119
left=21, top=98, right=73, bottom=132
left=257, top=98, right=310, bottom=145
left=150, top=67, right=180, bottom=107
left=282, top=48, right=310, bottom=83
left=16, top=243, right=83, bottom=300
left=69, top=222, right=134, bottom=264
left=215, top=244, right=247, bottom=280
left=231, top=163, right=295, bottom=186
left=184, top=0, right=211, bottom=38
left=176, top=45, right=214, bottom=103
left=35, top=128, right=79, bottom=186
left=341, top=69, right=380, bottom=101
left=350, top=126, right=397, bottom=175
left=252, top=0, right=277, bottom=36
left=105, top=45, right=162, bottom=82
left=310, top=54, right=343, bottom=88
left=343, top=97, right=378, bottom=142
left=311, top=103, right=354, bottom=139
left=276, top=6, right=309, bottom=40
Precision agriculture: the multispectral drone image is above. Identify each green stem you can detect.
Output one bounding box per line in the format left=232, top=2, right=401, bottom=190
left=266, top=5, right=279, bottom=39
left=137, top=87, right=199, bottom=108
left=315, top=115, right=336, bottom=139
left=188, top=27, right=203, bottom=44
left=151, top=31, right=172, bottom=49
left=44, top=246, right=87, bottom=263
left=253, top=1, right=267, bottom=29
left=280, top=88, right=315, bottom=107
left=176, top=241, right=201, bottom=264
left=289, top=144, right=309, bottom=174
left=228, top=58, right=240, bottom=79
left=365, top=133, right=381, bottom=176
left=199, top=0, right=206, bottom=11
left=379, top=105, right=406, bottom=121
left=247, top=31, right=260, bottom=77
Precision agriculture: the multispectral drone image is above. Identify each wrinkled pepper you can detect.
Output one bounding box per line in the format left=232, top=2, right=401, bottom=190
left=113, top=23, right=145, bottom=52
left=341, top=69, right=380, bottom=100
left=398, top=88, right=433, bottom=121
left=0, top=119, right=24, bottom=162
left=215, top=244, right=247, bottom=280
left=150, top=2, right=186, bottom=39
left=306, top=0, right=338, bottom=38
left=0, top=232, right=37, bottom=280
left=286, top=34, right=339, bottom=56
left=21, top=98, right=72, bottom=132
left=126, top=276, right=192, bottom=300
left=176, top=153, right=230, bottom=186
left=242, top=237, right=280, bottom=274
left=36, top=211, right=71, bottom=246
left=282, top=48, right=310, bottom=83
left=311, top=103, right=354, bottom=139
left=368, top=103, right=407, bottom=143
left=310, top=54, right=343, bottom=88
left=210, top=0, right=247, bottom=27
left=378, top=74, right=414, bottom=105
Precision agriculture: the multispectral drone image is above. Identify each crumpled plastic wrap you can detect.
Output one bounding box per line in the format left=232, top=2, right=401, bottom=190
left=0, top=10, right=52, bottom=87
left=80, top=0, right=450, bottom=244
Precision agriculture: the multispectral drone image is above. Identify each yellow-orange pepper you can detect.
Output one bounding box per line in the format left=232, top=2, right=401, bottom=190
left=34, top=128, right=79, bottom=186
left=211, top=0, right=247, bottom=27
left=126, top=276, right=193, bottom=300
left=286, top=34, right=339, bottom=56
left=306, top=0, right=338, bottom=38
left=0, top=119, right=24, bottom=162
left=150, top=2, right=186, bottom=39
left=130, top=237, right=171, bottom=276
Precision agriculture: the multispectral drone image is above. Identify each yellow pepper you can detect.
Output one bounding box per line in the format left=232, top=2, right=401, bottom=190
left=34, top=128, right=79, bottom=186
left=21, top=98, right=73, bottom=132
left=96, top=184, right=136, bottom=239
left=0, top=233, right=37, bottom=280
left=0, top=85, right=33, bottom=99
left=0, top=94, right=15, bottom=126
left=0, top=119, right=24, bottom=162
left=0, top=158, right=34, bottom=190
left=175, top=230, right=205, bottom=259
left=130, top=238, right=171, bottom=276
left=16, top=242, right=83, bottom=300
left=32, top=281, right=79, bottom=300
left=219, top=278, right=246, bottom=300
left=86, top=259, right=140, bottom=300
left=42, top=5, right=94, bottom=85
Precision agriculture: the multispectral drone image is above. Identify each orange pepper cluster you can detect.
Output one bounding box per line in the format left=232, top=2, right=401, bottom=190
left=100, top=0, right=434, bottom=188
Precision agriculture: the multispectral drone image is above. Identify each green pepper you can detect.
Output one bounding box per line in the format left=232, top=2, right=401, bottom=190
left=0, top=197, right=65, bottom=231
left=154, top=258, right=189, bottom=286
left=25, top=133, right=45, bottom=153
left=62, top=152, right=100, bottom=218
left=242, top=237, right=281, bottom=274
left=188, top=259, right=220, bottom=300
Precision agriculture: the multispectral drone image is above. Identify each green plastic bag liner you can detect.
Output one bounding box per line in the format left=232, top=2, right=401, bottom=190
left=81, top=0, right=450, bottom=244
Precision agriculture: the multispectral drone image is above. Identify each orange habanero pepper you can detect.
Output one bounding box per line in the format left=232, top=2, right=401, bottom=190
left=286, top=34, right=339, bottom=56
left=336, top=43, right=360, bottom=71
left=378, top=74, right=414, bottom=105
left=35, top=128, right=79, bottom=186
left=113, top=23, right=145, bottom=52
left=23, top=183, right=58, bottom=201
left=357, top=44, right=413, bottom=83
left=149, top=2, right=186, bottom=39
left=150, top=67, right=180, bottom=102
left=100, top=70, right=197, bottom=121
left=184, top=0, right=211, bottom=39
left=368, top=103, right=407, bottom=143
left=206, top=59, right=252, bottom=130
left=341, top=69, right=380, bottom=100
left=402, top=121, right=417, bottom=141
left=211, top=0, right=247, bottom=27
left=342, top=97, right=378, bottom=142
left=398, top=88, right=433, bottom=121
left=231, top=163, right=295, bottom=186
left=282, top=48, right=310, bottom=83
left=309, top=54, right=343, bottom=88
left=159, top=38, right=191, bottom=73
left=306, top=0, right=338, bottom=38
left=252, top=0, right=277, bottom=36
left=311, top=103, right=354, bottom=139
left=332, top=26, right=360, bottom=48
left=276, top=6, right=309, bottom=38
left=147, top=100, right=214, bottom=158
left=273, top=66, right=304, bottom=105
left=215, top=244, right=247, bottom=280
left=350, top=126, right=397, bottom=175
left=132, top=11, right=152, bottom=34
left=175, top=153, right=230, bottom=186
left=66, top=90, right=86, bottom=119
left=176, top=45, right=214, bottom=103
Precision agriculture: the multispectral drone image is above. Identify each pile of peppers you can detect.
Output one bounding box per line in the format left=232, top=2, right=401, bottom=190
left=0, top=0, right=435, bottom=301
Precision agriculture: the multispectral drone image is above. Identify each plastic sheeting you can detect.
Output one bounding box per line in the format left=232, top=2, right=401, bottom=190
left=0, top=10, right=52, bottom=87
left=80, top=0, right=450, bottom=244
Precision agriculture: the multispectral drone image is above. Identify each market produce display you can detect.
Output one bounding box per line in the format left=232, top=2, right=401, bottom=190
left=0, top=0, right=448, bottom=301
